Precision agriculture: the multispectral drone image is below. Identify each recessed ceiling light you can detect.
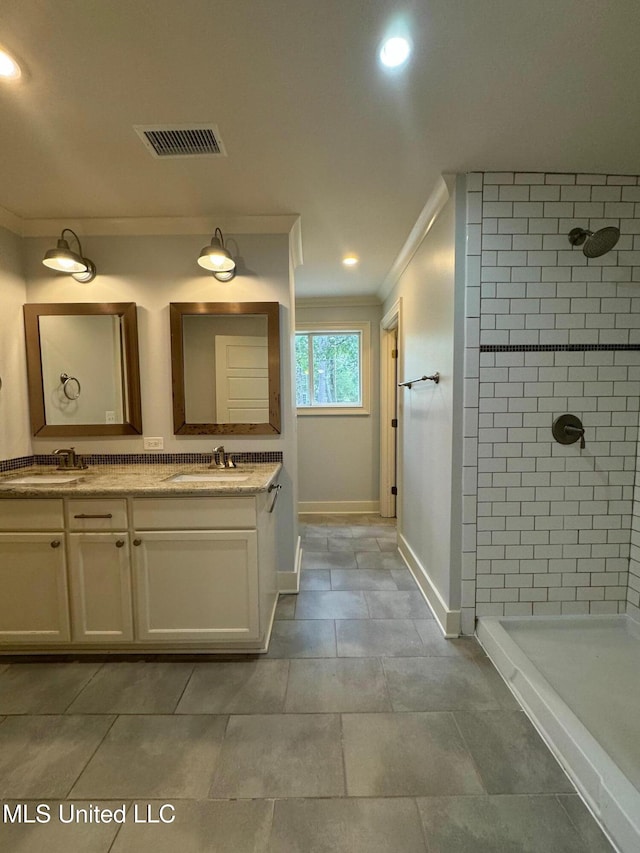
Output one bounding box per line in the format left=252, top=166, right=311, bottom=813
left=342, top=255, right=359, bottom=267
left=0, top=48, right=21, bottom=80
left=379, top=36, right=411, bottom=69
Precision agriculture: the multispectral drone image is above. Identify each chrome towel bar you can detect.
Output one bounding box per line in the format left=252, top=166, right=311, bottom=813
left=398, top=372, right=439, bottom=389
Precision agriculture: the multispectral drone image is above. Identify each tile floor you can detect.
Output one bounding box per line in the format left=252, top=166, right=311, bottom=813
left=0, top=515, right=614, bottom=852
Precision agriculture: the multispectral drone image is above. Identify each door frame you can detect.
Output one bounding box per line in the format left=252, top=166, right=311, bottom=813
left=379, top=299, right=402, bottom=518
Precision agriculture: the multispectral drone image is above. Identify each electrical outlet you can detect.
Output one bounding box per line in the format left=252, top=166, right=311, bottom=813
left=143, top=437, right=164, bottom=451
left=105, top=411, right=116, bottom=424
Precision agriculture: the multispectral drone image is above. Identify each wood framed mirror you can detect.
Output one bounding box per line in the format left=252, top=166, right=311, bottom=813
left=170, top=301, right=281, bottom=435
left=24, top=302, right=143, bottom=437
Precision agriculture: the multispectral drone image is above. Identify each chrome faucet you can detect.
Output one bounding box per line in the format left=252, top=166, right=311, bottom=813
left=52, top=447, right=88, bottom=470
left=210, top=446, right=236, bottom=469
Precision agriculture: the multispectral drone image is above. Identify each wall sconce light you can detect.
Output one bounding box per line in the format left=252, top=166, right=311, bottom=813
left=42, top=229, right=97, bottom=283
left=197, top=228, right=236, bottom=281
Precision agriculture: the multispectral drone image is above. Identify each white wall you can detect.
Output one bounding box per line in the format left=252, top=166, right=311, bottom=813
left=383, top=187, right=464, bottom=632
left=296, top=300, right=382, bottom=513
left=22, top=231, right=298, bottom=571
left=0, top=226, right=30, bottom=461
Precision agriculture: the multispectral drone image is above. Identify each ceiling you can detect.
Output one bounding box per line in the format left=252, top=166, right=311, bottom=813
left=0, top=0, right=639, bottom=297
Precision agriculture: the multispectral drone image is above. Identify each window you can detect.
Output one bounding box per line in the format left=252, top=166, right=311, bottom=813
left=295, top=321, right=370, bottom=415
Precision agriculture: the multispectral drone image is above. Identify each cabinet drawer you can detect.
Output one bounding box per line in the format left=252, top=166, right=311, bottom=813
left=132, top=497, right=256, bottom=529
left=67, top=499, right=128, bottom=530
left=0, top=499, right=64, bottom=531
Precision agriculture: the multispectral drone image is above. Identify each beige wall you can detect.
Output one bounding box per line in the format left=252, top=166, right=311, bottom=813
left=383, top=186, right=464, bottom=624
left=0, top=226, right=30, bottom=461
left=295, top=300, right=382, bottom=512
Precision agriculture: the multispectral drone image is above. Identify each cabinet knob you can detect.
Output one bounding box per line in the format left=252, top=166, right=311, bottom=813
left=133, top=538, right=142, bottom=546
left=115, top=540, right=125, bottom=548
left=50, top=540, right=61, bottom=549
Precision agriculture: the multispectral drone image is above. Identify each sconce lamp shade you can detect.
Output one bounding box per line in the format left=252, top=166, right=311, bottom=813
left=42, top=230, right=97, bottom=282
left=197, top=228, right=236, bottom=279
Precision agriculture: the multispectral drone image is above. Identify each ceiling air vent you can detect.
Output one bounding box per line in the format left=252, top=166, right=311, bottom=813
left=134, top=124, right=227, bottom=159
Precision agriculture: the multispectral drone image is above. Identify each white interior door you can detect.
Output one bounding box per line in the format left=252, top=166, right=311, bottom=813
left=215, top=335, right=269, bottom=422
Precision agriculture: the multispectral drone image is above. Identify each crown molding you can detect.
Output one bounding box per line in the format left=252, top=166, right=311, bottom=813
left=377, top=173, right=455, bottom=302
left=1, top=211, right=300, bottom=238
left=0, top=204, right=23, bottom=235
left=296, top=295, right=381, bottom=308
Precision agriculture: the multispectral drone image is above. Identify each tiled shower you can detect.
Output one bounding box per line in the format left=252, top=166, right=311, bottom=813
left=462, top=171, right=640, bottom=630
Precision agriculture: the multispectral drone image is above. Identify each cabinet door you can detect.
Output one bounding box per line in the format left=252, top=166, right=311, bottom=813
left=132, top=530, right=259, bottom=641
left=0, top=533, right=70, bottom=642
left=68, top=534, right=133, bottom=642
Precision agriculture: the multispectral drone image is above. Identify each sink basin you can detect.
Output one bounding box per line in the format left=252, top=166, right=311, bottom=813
left=3, top=474, right=83, bottom=485
left=167, top=473, right=250, bottom=483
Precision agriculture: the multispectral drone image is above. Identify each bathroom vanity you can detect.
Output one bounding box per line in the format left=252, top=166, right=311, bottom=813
left=0, top=464, right=281, bottom=654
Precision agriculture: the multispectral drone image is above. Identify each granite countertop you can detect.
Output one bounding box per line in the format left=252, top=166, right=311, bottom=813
left=0, top=462, right=282, bottom=498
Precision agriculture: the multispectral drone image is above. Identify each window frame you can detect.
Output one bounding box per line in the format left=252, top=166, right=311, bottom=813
left=295, top=321, right=371, bottom=416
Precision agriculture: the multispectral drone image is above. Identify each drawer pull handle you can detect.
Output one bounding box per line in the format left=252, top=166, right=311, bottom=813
left=74, top=513, right=113, bottom=519
left=115, top=540, right=125, bottom=548
left=50, top=540, right=61, bottom=549
left=133, top=538, right=142, bottom=546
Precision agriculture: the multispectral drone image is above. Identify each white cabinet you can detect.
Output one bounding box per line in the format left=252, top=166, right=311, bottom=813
left=67, top=533, right=133, bottom=642
left=133, top=530, right=259, bottom=641
left=0, top=486, right=279, bottom=652
left=131, top=494, right=278, bottom=649
left=0, top=533, right=70, bottom=642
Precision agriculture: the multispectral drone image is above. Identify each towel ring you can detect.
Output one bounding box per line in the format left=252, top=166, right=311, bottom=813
left=60, top=373, right=81, bottom=400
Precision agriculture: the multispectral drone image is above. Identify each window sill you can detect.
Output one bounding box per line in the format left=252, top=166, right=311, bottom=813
left=297, top=407, right=370, bottom=417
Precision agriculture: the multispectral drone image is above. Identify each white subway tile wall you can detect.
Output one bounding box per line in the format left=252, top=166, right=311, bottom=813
left=464, top=172, right=640, bottom=626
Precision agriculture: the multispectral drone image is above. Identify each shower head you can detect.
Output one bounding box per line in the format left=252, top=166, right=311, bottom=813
left=568, top=226, right=620, bottom=258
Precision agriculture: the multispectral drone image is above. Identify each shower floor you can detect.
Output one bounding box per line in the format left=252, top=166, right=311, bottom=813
left=477, top=614, right=640, bottom=853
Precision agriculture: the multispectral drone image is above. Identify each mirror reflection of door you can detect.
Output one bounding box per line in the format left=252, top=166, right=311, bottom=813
left=214, top=336, right=269, bottom=423
left=182, top=314, right=269, bottom=424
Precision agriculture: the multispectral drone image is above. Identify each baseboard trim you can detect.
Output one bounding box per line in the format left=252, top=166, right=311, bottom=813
left=278, top=535, right=301, bottom=593
left=297, top=500, right=380, bottom=515
left=398, top=531, right=461, bottom=637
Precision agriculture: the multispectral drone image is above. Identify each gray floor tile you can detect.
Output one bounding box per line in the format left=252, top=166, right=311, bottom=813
left=176, top=660, right=288, bottom=714
left=302, top=551, right=357, bottom=569
left=210, top=714, right=345, bottom=798
left=454, top=710, right=576, bottom=794
left=0, top=715, right=114, bottom=797
left=302, top=525, right=352, bottom=538
left=0, top=662, right=101, bottom=714
left=269, top=798, right=427, bottom=853
left=300, top=569, right=332, bottom=590
left=331, top=569, right=398, bottom=590
left=378, top=538, right=400, bottom=552
left=328, top=537, right=380, bottom=552
left=275, top=594, right=297, bottom=620
left=0, top=800, right=123, bottom=853
left=70, top=715, right=227, bottom=799
left=295, top=591, right=369, bottom=619
left=351, top=525, right=397, bottom=539
left=266, top=620, right=337, bottom=658
left=301, top=536, right=328, bottom=550
left=383, top=657, right=510, bottom=712
left=111, top=799, right=274, bottom=853
left=343, top=712, right=484, bottom=796
left=365, top=590, right=433, bottom=619
left=389, top=568, right=418, bottom=589
left=67, top=662, right=194, bottom=714
left=417, top=794, right=607, bottom=853
left=356, top=551, right=405, bottom=570
left=414, top=620, right=483, bottom=658
left=285, top=659, right=391, bottom=712
left=557, top=794, right=616, bottom=852
left=336, top=619, right=425, bottom=657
